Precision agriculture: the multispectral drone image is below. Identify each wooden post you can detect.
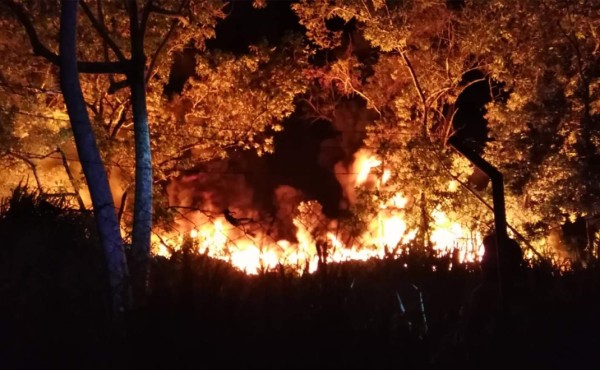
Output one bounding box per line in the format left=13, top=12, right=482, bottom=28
left=448, top=136, right=508, bottom=309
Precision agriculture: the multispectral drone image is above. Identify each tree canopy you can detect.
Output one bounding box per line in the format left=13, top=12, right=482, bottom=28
left=0, top=0, right=309, bottom=226
left=1, top=0, right=599, bottom=260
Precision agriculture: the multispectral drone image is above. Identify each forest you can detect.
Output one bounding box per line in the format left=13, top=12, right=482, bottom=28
left=0, top=0, right=599, bottom=369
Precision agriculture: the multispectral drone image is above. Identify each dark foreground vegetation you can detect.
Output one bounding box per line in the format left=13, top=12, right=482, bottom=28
left=1, top=190, right=599, bottom=370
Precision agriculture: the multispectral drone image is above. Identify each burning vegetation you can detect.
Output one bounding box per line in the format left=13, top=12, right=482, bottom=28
left=0, top=0, right=598, bottom=279
left=2, top=187, right=600, bottom=370
left=154, top=148, right=484, bottom=274
left=0, top=1, right=600, bottom=367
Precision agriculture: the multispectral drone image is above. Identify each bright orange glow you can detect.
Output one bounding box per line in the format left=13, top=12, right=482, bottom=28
left=448, top=180, right=459, bottom=192
left=151, top=150, right=484, bottom=274
left=355, top=152, right=381, bottom=185
left=382, top=169, right=392, bottom=184
left=430, top=210, right=483, bottom=263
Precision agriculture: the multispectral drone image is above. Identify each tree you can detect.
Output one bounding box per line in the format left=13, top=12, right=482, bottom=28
left=293, top=0, right=493, bottom=247
left=1, top=0, right=310, bottom=292
left=462, top=0, right=600, bottom=241
left=292, top=0, right=600, bottom=257
left=0, top=0, right=221, bottom=302
left=2, top=0, right=597, bottom=266
left=57, top=0, right=129, bottom=315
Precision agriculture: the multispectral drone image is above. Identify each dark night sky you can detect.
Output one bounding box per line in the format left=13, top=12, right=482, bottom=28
left=206, top=1, right=302, bottom=52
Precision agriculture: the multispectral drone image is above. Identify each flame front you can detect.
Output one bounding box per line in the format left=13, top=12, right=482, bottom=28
left=152, top=150, right=483, bottom=274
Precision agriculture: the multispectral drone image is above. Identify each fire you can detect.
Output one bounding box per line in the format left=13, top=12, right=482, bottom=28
left=430, top=210, right=484, bottom=263
left=356, top=152, right=382, bottom=185
left=448, top=180, right=459, bottom=192
left=151, top=149, right=483, bottom=274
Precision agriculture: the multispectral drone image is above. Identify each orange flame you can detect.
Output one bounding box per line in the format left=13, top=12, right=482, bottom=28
left=151, top=150, right=483, bottom=274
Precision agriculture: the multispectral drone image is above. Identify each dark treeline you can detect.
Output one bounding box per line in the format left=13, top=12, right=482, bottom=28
left=1, top=189, right=599, bottom=370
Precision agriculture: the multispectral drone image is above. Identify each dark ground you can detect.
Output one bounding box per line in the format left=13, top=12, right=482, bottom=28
left=1, top=190, right=599, bottom=370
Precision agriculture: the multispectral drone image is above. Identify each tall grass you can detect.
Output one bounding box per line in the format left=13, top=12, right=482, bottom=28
left=1, top=187, right=599, bottom=369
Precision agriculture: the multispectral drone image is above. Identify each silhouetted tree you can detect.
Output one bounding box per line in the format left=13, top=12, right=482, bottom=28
left=60, top=0, right=128, bottom=315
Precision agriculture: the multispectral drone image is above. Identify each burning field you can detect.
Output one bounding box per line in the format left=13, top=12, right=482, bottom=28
left=2, top=0, right=600, bottom=368
left=154, top=148, right=484, bottom=275
left=2, top=189, right=600, bottom=370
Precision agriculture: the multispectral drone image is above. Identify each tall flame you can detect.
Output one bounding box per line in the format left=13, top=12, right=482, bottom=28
left=152, top=150, right=483, bottom=274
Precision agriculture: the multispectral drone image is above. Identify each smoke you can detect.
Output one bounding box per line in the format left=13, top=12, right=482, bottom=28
left=273, top=185, right=304, bottom=241
left=164, top=98, right=377, bottom=244
left=166, top=160, right=260, bottom=229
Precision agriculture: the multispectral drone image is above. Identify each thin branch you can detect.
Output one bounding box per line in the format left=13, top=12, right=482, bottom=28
left=85, top=100, right=99, bottom=116
left=330, top=74, right=381, bottom=116
left=144, top=0, right=190, bottom=84
left=152, top=230, right=177, bottom=254
left=0, top=81, right=61, bottom=95
left=148, top=3, right=190, bottom=26
left=110, top=111, right=129, bottom=139
left=456, top=77, right=488, bottom=97
left=140, top=1, right=153, bottom=41
left=107, top=100, right=127, bottom=134
left=97, top=0, right=118, bottom=87
left=7, top=150, right=44, bottom=193
left=5, top=0, right=126, bottom=74
left=168, top=205, right=218, bottom=218
left=118, top=186, right=129, bottom=225
left=300, top=98, right=334, bottom=123
left=443, top=107, right=459, bottom=146
left=108, top=79, right=130, bottom=94
left=400, top=51, right=426, bottom=107
left=399, top=50, right=430, bottom=137
left=57, top=147, right=86, bottom=210
left=144, top=23, right=176, bottom=84
left=79, top=0, right=127, bottom=64
left=425, top=87, right=451, bottom=107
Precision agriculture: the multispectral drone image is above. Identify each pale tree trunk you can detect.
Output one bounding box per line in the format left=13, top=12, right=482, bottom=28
left=127, top=0, right=153, bottom=305
left=59, top=0, right=129, bottom=315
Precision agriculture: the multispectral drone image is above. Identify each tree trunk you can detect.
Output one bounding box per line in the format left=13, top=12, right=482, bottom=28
left=59, top=0, right=129, bottom=315
left=448, top=135, right=508, bottom=311
left=128, top=0, right=153, bottom=305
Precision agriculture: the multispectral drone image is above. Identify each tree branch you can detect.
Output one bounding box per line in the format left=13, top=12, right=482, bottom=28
left=140, top=0, right=153, bottom=42
left=110, top=102, right=130, bottom=139
left=5, top=0, right=126, bottom=74
left=148, top=3, right=190, bottom=26
left=79, top=0, right=128, bottom=64
left=399, top=50, right=430, bottom=137
left=400, top=51, right=426, bottom=107
left=96, top=0, right=110, bottom=61
left=57, top=147, right=86, bottom=210
left=118, top=186, right=129, bottom=225
left=144, top=0, right=190, bottom=84
left=7, top=150, right=44, bottom=193
left=108, top=79, right=130, bottom=94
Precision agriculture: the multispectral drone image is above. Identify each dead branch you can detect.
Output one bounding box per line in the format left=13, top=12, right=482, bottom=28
left=57, top=147, right=86, bottom=210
